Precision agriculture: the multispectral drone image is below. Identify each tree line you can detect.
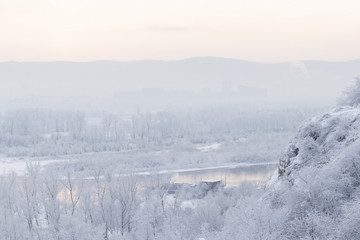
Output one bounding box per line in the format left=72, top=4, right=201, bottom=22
left=0, top=107, right=317, bottom=157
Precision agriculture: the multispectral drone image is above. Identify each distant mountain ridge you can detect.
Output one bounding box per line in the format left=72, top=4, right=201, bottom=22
left=0, top=57, right=359, bottom=99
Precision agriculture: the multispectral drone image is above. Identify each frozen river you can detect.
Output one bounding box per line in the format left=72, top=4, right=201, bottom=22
left=0, top=155, right=277, bottom=186
left=170, top=162, right=277, bottom=186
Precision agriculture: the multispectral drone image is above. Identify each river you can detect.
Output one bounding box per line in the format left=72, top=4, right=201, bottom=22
left=169, top=163, right=277, bottom=186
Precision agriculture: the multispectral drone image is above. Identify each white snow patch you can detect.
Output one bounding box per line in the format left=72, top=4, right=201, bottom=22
left=0, top=158, right=71, bottom=175
left=181, top=200, right=197, bottom=210
left=196, top=142, right=221, bottom=152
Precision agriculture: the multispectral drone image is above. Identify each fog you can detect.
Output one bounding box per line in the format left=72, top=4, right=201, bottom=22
left=1, top=57, right=359, bottom=113
left=2, top=58, right=360, bottom=240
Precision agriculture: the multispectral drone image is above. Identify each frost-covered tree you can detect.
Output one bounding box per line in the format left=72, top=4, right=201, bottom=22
left=339, top=77, right=360, bottom=106
left=40, top=170, right=61, bottom=233
left=19, top=163, right=41, bottom=232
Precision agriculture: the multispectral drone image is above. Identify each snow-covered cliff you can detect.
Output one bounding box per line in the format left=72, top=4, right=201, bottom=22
left=263, top=105, right=360, bottom=239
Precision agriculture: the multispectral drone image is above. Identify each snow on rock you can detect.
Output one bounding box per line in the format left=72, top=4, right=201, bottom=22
left=263, top=106, right=360, bottom=239
left=277, top=106, right=360, bottom=178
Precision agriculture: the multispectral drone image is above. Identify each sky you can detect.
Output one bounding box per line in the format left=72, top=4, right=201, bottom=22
left=0, top=0, right=360, bottom=62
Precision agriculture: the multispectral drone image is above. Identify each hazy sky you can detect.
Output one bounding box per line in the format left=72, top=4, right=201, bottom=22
left=0, top=0, right=359, bottom=62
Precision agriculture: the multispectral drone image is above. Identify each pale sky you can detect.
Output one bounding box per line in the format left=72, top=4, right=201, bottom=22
left=0, top=0, right=360, bottom=62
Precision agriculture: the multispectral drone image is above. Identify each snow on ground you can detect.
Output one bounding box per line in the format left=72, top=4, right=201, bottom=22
left=0, top=157, right=71, bottom=175
left=196, top=143, right=221, bottom=152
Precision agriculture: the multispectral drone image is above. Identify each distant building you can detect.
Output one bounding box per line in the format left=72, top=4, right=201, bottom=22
left=200, top=180, right=224, bottom=192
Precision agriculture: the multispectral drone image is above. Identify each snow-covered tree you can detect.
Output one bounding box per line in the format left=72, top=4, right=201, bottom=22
left=339, top=77, right=360, bottom=106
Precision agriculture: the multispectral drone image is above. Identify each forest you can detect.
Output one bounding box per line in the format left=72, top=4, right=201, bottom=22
left=0, top=106, right=320, bottom=157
